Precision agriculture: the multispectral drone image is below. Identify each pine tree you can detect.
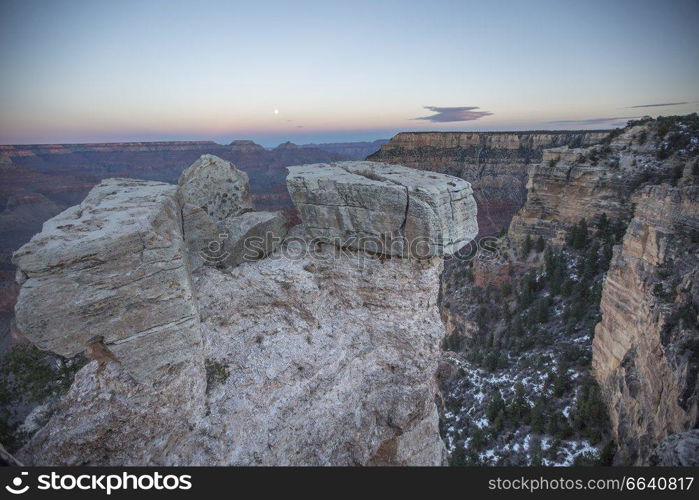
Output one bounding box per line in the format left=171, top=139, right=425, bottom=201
left=519, top=286, right=533, bottom=308
left=547, top=411, right=560, bottom=437
left=572, top=219, right=589, bottom=250
left=485, top=352, right=498, bottom=372
left=552, top=365, right=570, bottom=397
left=550, top=265, right=564, bottom=295
left=486, top=390, right=506, bottom=422
left=572, top=280, right=588, bottom=302
left=561, top=278, right=574, bottom=298
left=581, top=240, right=600, bottom=282
left=511, top=317, right=523, bottom=337
left=529, top=436, right=543, bottom=466
left=502, top=302, right=511, bottom=322
left=569, top=301, right=584, bottom=323
left=601, top=243, right=614, bottom=270
left=599, top=440, right=616, bottom=466
left=523, top=234, right=532, bottom=256
left=470, top=426, right=486, bottom=451
left=597, top=212, right=610, bottom=240
left=544, top=246, right=557, bottom=275
left=493, top=409, right=505, bottom=432
left=566, top=224, right=577, bottom=247
left=510, top=382, right=530, bottom=422
left=450, top=443, right=468, bottom=466
left=535, top=235, right=546, bottom=252
left=534, top=298, right=550, bottom=324
left=530, top=400, right=546, bottom=433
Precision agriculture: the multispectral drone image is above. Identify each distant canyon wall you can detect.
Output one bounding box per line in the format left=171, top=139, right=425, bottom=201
left=502, top=115, right=699, bottom=464
left=367, top=131, right=609, bottom=237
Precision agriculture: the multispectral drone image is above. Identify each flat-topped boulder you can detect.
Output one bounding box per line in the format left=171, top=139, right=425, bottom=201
left=286, top=161, right=477, bottom=256
left=12, top=178, right=202, bottom=383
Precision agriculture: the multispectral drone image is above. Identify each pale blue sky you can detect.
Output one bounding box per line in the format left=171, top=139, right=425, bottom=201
left=1, top=0, right=697, bottom=146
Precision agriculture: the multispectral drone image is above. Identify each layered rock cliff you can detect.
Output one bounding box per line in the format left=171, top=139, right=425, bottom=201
left=507, top=120, right=693, bottom=249
left=510, top=115, right=699, bottom=464
left=10, top=156, right=477, bottom=465
left=438, top=115, right=698, bottom=465
left=368, top=131, right=608, bottom=236
left=593, top=184, right=699, bottom=464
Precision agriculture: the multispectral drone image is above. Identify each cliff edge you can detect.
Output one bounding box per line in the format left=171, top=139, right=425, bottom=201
left=11, top=156, right=477, bottom=465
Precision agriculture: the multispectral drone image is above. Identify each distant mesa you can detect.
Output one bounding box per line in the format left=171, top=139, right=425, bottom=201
left=274, top=141, right=300, bottom=150
left=228, top=140, right=265, bottom=153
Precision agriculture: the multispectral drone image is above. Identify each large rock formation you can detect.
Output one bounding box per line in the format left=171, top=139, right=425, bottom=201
left=368, top=131, right=608, bottom=236
left=12, top=178, right=202, bottom=383
left=177, top=233, right=448, bottom=465
left=287, top=161, right=477, bottom=256
left=592, top=184, right=699, bottom=464
left=493, top=115, right=699, bottom=464
left=508, top=118, right=696, bottom=248
left=11, top=157, right=478, bottom=465
left=0, top=139, right=381, bottom=344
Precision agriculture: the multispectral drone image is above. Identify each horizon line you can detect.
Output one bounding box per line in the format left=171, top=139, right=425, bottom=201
left=0, top=127, right=620, bottom=148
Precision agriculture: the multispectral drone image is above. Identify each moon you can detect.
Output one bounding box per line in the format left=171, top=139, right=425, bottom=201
left=274, top=109, right=279, bottom=115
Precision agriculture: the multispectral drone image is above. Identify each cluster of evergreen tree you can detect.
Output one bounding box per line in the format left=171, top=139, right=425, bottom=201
left=451, top=365, right=611, bottom=466
left=521, top=234, right=546, bottom=257
left=0, top=344, right=85, bottom=451
left=449, top=213, right=628, bottom=466
left=466, top=214, right=624, bottom=368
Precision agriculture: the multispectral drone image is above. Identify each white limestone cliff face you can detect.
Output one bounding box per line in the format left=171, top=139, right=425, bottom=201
left=12, top=157, right=478, bottom=465
left=176, top=230, right=448, bottom=465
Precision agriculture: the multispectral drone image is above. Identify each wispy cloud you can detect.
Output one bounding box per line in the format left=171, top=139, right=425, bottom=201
left=413, top=106, right=493, bottom=122
left=547, top=116, right=639, bottom=127
left=627, top=101, right=687, bottom=109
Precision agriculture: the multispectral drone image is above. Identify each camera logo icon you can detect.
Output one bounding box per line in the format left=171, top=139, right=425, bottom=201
left=5, top=472, right=29, bottom=495
left=199, top=233, right=230, bottom=265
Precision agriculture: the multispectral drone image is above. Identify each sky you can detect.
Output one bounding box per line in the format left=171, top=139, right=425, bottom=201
left=1, top=0, right=698, bottom=146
